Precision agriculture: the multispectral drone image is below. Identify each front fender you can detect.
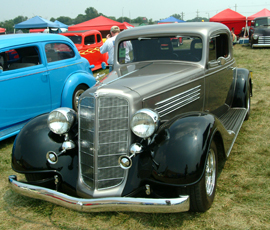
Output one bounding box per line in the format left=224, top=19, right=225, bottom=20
left=61, top=72, right=96, bottom=108
left=150, top=113, right=219, bottom=186
left=12, top=114, right=78, bottom=190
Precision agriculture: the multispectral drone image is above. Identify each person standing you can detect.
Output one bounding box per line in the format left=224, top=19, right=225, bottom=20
left=100, top=26, right=120, bottom=72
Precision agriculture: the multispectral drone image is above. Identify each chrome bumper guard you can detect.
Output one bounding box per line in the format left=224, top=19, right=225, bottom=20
left=9, top=175, right=190, bottom=213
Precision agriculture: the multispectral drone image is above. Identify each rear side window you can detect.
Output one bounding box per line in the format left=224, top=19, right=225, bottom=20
left=209, top=33, right=229, bottom=62
left=97, top=34, right=102, bottom=43
left=0, top=46, right=41, bottom=71
left=66, top=35, right=82, bottom=44
left=45, top=43, right=75, bottom=63
left=84, top=35, right=95, bottom=45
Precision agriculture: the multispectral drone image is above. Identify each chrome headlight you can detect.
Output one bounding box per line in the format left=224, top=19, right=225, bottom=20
left=131, top=109, right=160, bottom=138
left=47, top=108, right=77, bottom=135
left=253, top=34, right=258, bottom=40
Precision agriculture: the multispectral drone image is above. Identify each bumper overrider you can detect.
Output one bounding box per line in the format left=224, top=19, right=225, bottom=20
left=9, top=175, right=190, bottom=213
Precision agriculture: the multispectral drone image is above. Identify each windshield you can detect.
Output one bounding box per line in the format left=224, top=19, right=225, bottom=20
left=255, top=18, right=270, bottom=27
left=66, top=35, right=82, bottom=44
left=118, top=36, right=202, bottom=64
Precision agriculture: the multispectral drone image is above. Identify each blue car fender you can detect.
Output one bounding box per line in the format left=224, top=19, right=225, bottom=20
left=61, top=72, right=96, bottom=108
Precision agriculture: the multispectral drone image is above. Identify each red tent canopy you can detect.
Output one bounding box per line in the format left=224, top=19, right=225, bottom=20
left=0, top=27, right=6, bottom=33
left=68, top=16, right=128, bottom=37
left=210, top=8, right=246, bottom=35
left=123, top=22, right=134, bottom=29
left=247, top=8, right=270, bottom=21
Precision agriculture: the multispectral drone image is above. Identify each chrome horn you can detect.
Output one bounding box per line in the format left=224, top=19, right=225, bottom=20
left=46, top=135, right=75, bottom=164
left=118, top=143, right=143, bottom=169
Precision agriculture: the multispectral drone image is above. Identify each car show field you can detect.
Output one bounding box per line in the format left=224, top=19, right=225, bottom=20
left=0, top=43, right=270, bottom=229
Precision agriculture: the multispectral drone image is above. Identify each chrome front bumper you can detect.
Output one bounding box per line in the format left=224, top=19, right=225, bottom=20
left=9, top=175, right=190, bottom=213
left=252, top=44, right=270, bottom=47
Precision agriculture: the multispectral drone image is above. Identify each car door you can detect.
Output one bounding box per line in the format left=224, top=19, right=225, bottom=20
left=83, top=34, right=104, bottom=69
left=204, top=32, right=235, bottom=117
left=0, top=44, right=51, bottom=129
left=44, top=42, right=77, bottom=109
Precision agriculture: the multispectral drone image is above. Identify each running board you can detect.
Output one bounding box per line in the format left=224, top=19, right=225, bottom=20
left=218, top=108, right=247, bottom=157
left=0, top=122, right=27, bottom=141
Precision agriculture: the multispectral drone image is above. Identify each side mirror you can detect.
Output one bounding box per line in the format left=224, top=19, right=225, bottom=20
left=0, top=66, right=3, bottom=73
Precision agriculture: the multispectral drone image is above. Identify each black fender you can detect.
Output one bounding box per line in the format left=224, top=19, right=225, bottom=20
left=148, top=112, right=229, bottom=186
left=12, top=114, right=78, bottom=191
left=232, top=68, right=252, bottom=108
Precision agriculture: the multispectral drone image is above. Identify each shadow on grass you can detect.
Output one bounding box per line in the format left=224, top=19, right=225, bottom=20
left=0, top=136, right=16, bottom=150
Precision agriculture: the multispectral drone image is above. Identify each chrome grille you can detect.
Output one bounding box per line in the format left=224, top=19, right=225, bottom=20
left=155, top=85, right=201, bottom=117
left=79, top=95, right=129, bottom=190
left=258, top=36, right=270, bottom=44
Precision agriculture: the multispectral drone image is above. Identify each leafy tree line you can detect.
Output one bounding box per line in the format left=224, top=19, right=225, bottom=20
left=0, top=7, right=208, bottom=33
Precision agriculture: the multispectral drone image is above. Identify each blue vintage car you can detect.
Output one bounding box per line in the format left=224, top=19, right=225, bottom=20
left=0, top=33, right=96, bottom=141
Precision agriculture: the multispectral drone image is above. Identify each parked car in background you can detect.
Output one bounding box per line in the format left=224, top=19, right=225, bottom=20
left=61, top=30, right=108, bottom=71
left=249, top=16, right=270, bottom=48
left=0, top=33, right=96, bottom=141
left=9, top=22, right=252, bottom=213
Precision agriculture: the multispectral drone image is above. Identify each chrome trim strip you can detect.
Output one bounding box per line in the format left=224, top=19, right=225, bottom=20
left=155, top=85, right=201, bottom=117
left=9, top=176, right=190, bottom=213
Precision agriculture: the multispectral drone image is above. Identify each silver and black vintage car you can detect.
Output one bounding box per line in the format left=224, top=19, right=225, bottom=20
left=249, top=16, right=270, bottom=48
left=9, top=22, right=252, bottom=213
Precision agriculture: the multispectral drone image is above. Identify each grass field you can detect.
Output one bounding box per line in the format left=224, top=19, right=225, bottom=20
left=0, top=44, right=270, bottom=230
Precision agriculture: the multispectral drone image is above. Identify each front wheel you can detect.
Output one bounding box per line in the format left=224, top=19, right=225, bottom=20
left=179, top=141, right=218, bottom=212
left=72, top=84, right=89, bottom=112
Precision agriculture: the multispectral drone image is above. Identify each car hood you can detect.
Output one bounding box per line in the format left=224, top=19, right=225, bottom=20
left=96, top=62, right=204, bottom=97
left=254, top=27, right=270, bottom=36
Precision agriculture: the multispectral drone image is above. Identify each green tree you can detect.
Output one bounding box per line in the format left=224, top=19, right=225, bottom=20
left=187, top=17, right=209, bottom=22
left=116, top=17, right=130, bottom=23
left=85, top=7, right=99, bottom=20
left=171, top=14, right=182, bottom=20
left=55, top=16, right=73, bottom=25
left=74, top=14, right=87, bottom=24
left=13, top=16, right=28, bottom=24
left=132, top=17, right=147, bottom=24
left=107, top=16, right=117, bottom=21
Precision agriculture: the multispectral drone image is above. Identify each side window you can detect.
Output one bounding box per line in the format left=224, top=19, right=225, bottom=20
left=0, top=46, right=41, bottom=71
left=209, top=33, right=229, bottom=62
left=84, top=35, right=95, bottom=45
left=45, top=43, right=75, bottom=63
left=97, top=34, right=102, bottom=43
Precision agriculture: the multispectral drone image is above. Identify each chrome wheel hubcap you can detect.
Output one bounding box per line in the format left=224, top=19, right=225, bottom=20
left=74, top=89, right=85, bottom=109
left=205, top=148, right=216, bottom=196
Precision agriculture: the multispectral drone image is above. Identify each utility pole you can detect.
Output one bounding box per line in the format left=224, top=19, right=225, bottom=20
left=235, top=4, right=237, bottom=11
left=196, top=10, right=199, bottom=18
left=181, top=12, right=185, bottom=21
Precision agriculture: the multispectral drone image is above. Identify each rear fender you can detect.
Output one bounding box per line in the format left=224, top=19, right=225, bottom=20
left=232, top=68, right=252, bottom=108
left=61, top=72, right=96, bottom=108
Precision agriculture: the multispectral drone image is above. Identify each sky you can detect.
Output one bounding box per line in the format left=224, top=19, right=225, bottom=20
left=1, top=0, right=270, bottom=23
